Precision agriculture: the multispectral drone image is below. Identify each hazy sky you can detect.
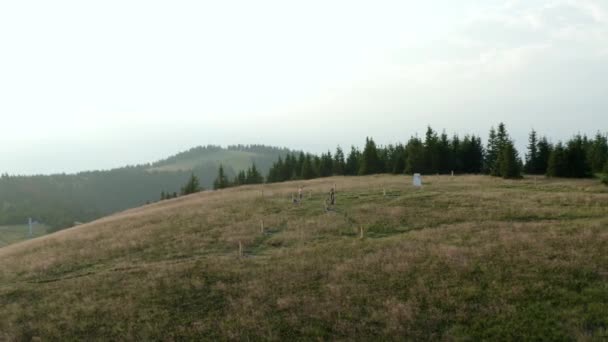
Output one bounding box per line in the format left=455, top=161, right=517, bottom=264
left=1, top=0, right=607, bottom=174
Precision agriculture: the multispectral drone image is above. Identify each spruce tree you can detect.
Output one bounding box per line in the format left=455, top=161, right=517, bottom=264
left=450, top=135, right=462, bottom=174
left=525, top=129, right=539, bottom=174
left=295, top=152, right=306, bottom=179
left=359, top=137, right=381, bottom=175
left=547, top=142, right=567, bottom=177
left=438, top=131, right=451, bottom=174
left=333, top=146, right=346, bottom=175
left=319, top=151, right=333, bottom=177
left=405, top=137, right=425, bottom=174
left=424, top=126, right=440, bottom=174
left=587, top=132, right=608, bottom=174
left=499, top=141, right=522, bottom=179
left=181, top=173, right=201, bottom=195
left=565, top=135, right=591, bottom=178
left=391, top=144, right=406, bottom=174
left=246, top=164, right=264, bottom=184
left=492, top=123, right=509, bottom=176
left=536, top=137, right=552, bottom=175
left=485, top=127, right=498, bottom=174
left=345, top=146, right=360, bottom=176
left=301, top=154, right=315, bottom=179
left=213, top=164, right=229, bottom=190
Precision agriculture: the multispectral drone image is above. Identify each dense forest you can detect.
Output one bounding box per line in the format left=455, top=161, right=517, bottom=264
left=0, top=145, right=291, bottom=231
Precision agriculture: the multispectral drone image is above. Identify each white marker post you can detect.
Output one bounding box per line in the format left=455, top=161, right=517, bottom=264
left=413, top=174, right=422, bottom=187
left=28, top=218, right=33, bottom=237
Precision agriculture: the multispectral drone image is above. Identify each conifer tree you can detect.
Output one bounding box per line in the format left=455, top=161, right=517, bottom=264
left=424, top=126, right=440, bottom=174
left=547, top=142, right=567, bottom=177
left=301, top=154, right=315, bottom=179
left=525, top=129, right=539, bottom=174
left=438, top=131, right=451, bottom=174
left=450, top=135, right=462, bottom=173
left=499, top=141, right=522, bottom=179
left=587, top=132, right=608, bottom=174
left=283, top=154, right=296, bottom=180
left=344, top=146, right=360, bottom=175
left=493, top=123, right=509, bottom=176
left=236, top=170, right=247, bottom=185
left=565, top=135, right=591, bottom=178
left=333, top=146, right=346, bottom=175
left=246, top=164, right=264, bottom=184
left=359, top=137, right=381, bottom=175
left=536, top=136, right=552, bottom=175
left=485, top=127, right=498, bottom=174
left=405, top=137, right=425, bottom=174
left=213, top=164, right=229, bottom=190
left=319, top=151, right=333, bottom=177
left=181, top=173, right=201, bottom=195
left=295, top=152, right=306, bottom=179
left=391, top=144, right=406, bottom=174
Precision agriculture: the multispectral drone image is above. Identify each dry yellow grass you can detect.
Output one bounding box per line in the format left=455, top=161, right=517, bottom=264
left=0, top=175, right=607, bottom=340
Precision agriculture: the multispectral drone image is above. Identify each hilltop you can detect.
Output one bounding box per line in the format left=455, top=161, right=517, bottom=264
left=0, top=145, right=292, bottom=232
left=1, top=175, right=607, bottom=340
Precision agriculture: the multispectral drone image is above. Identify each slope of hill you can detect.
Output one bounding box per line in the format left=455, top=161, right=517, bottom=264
left=148, top=145, right=290, bottom=173
left=0, top=145, right=291, bottom=232
left=1, top=175, right=607, bottom=340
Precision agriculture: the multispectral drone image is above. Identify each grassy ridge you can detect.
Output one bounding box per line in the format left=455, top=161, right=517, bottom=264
left=0, top=175, right=607, bottom=340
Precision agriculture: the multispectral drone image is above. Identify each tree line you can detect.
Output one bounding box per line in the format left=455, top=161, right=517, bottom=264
left=212, top=123, right=608, bottom=188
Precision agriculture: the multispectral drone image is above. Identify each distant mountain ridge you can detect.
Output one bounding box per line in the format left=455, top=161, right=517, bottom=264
left=0, top=144, right=293, bottom=232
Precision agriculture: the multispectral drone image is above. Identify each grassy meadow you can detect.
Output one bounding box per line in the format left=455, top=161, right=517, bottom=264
left=0, top=175, right=607, bottom=340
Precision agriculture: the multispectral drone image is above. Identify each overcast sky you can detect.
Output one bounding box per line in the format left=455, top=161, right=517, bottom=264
left=1, top=0, right=607, bottom=175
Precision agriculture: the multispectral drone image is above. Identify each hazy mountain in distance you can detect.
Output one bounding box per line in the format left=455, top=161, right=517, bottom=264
left=0, top=145, right=293, bottom=232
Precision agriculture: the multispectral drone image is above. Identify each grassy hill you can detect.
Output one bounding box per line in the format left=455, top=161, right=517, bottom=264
left=148, top=145, right=288, bottom=173
left=1, top=175, right=607, bottom=340
left=0, top=145, right=291, bottom=232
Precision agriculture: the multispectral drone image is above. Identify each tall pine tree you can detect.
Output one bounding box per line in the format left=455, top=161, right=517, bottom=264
left=213, top=164, right=230, bottom=190
left=499, top=141, right=522, bottom=179
left=181, top=173, right=201, bottom=195
left=525, top=129, right=540, bottom=174
left=359, top=138, right=381, bottom=175
left=333, top=146, right=346, bottom=175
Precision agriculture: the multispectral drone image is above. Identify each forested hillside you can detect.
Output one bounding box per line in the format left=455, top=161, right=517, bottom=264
left=0, top=145, right=291, bottom=231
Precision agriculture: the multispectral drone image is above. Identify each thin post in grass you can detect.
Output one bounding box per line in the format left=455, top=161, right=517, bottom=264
left=238, top=241, right=243, bottom=258
left=260, top=220, right=265, bottom=234
left=360, top=226, right=364, bottom=239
